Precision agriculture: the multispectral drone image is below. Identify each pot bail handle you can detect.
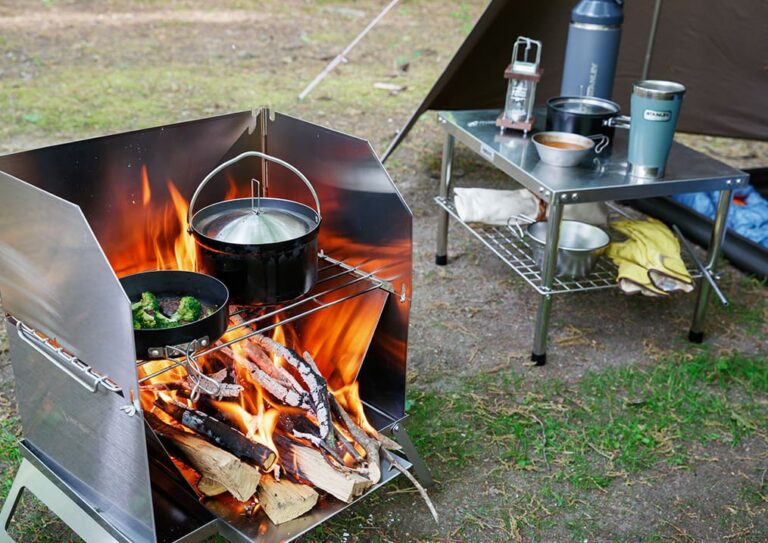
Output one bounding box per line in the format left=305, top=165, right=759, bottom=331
left=187, top=151, right=322, bottom=232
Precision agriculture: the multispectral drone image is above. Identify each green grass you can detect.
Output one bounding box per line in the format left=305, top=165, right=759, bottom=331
left=300, top=352, right=768, bottom=541
left=0, top=415, right=21, bottom=500
left=0, top=58, right=438, bottom=147
left=410, top=353, right=768, bottom=487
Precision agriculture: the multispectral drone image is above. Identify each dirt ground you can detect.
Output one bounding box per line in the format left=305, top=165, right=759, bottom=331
left=0, top=1, right=766, bottom=542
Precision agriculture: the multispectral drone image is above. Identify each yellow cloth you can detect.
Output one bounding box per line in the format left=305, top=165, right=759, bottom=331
left=606, top=218, right=693, bottom=296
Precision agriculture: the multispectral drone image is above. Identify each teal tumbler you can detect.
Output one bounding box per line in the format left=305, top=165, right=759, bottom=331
left=627, top=80, right=686, bottom=178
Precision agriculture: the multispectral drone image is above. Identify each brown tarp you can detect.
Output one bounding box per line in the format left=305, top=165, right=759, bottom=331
left=382, top=0, right=768, bottom=161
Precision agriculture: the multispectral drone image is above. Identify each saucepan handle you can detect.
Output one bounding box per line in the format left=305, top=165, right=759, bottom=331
left=187, top=151, right=322, bottom=231
left=604, top=115, right=631, bottom=130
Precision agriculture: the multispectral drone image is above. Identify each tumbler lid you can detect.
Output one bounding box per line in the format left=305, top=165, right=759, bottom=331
left=633, top=80, right=687, bottom=100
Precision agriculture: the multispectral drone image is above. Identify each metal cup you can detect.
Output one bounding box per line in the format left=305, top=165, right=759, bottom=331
left=627, top=80, right=686, bottom=178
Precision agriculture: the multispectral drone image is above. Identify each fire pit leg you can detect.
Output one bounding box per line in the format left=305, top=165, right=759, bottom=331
left=391, top=424, right=434, bottom=488
left=0, top=457, right=125, bottom=543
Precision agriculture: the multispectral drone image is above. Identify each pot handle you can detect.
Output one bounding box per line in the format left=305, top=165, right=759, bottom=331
left=604, top=115, right=631, bottom=130
left=186, top=151, right=322, bottom=231
left=586, top=134, right=610, bottom=154
left=506, top=214, right=535, bottom=238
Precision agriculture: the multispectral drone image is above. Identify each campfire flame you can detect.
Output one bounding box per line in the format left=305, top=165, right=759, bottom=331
left=125, top=166, right=386, bottom=508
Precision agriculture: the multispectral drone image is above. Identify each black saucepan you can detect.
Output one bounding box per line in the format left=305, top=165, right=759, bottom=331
left=546, top=96, right=622, bottom=151
left=120, top=270, right=230, bottom=359
left=187, top=151, right=321, bottom=306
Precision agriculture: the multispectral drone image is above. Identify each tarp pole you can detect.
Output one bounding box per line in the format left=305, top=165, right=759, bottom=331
left=642, top=0, right=663, bottom=79
left=298, top=0, right=401, bottom=100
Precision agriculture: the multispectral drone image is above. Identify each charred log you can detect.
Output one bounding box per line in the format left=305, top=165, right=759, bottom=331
left=154, top=398, right=276, bottom=471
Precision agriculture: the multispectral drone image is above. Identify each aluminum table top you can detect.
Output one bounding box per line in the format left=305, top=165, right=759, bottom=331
left=437, top=109, right=749, bottom=204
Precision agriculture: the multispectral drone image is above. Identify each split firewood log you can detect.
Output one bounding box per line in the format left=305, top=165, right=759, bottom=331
left=273, top=434, right=372, bottom=503
left=197, top=477, right=228, bottom=497
left=257, top=475, right=319, bottom=525
left=145, top=412, right=260, bottom=502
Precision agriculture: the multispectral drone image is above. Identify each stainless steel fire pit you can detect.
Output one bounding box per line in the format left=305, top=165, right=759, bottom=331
left=0, top=109, right=429, bottom=543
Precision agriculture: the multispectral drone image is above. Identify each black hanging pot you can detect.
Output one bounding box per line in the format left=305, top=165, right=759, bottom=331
left=546, top=96, right=622, bottom=151
left=187, top=151, right=322, bottom=306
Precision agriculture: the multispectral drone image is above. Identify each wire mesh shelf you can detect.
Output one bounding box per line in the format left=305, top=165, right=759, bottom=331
left=136, top=252, right=393, bottom=382
left=435, top=196, right=700, bottom=296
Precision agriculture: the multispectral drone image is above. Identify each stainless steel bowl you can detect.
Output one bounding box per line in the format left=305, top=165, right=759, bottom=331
left=526, top=220, right=610, bottom=278
left=532, top=131, right=605, bottom=167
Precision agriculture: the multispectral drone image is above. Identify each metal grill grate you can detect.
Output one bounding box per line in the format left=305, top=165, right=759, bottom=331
left=435, top=196, right=699, bottom=295
left=136, top=253, right=393, bottom=380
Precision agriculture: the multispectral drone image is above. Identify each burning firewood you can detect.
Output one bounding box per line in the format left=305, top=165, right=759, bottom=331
left=154, top=397, right=276, bottom=471
left=257, top=475, right=319, bottom=525
left=221, top=345, right=312, bottom=411
left=276, top=413, right=349, bottom=466
left=145, top=412, right=260, bottom=502
left=251, top=335, right=336, bottom=448
left=327, top=393, right=381, bottom=485
left=273, top=434, right=372, bottom=503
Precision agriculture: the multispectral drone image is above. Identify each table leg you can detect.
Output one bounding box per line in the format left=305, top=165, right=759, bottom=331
left=689, top=189, right=732, bottom=343
left=436, top=133, right=455, bottom=265
left=531, top=198, right=564, bottom=365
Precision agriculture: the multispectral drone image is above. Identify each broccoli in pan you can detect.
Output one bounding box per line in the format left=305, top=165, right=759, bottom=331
left=132, top=292, right=212, bottom=330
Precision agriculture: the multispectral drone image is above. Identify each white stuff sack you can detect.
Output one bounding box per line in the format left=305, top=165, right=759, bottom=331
left=453, top=188, right=539, bottom=225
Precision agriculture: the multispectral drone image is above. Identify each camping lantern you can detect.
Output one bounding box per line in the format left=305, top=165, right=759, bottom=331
left=497, top=36, right=542, bottom=135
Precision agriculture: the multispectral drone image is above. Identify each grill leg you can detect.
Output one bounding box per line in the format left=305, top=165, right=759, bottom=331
left=436, top=133, right=455, bottom=266
left=531, top=199, right=564, bottom=365
left=0, top=459, right=124, bottom=543
left=391, top=423, right=433, bottom=488
left=689, top=189, right=732, bottom=342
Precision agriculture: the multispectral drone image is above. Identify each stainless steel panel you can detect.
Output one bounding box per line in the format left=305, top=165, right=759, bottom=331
left=438, top=109, right=750, bottom=204
left=266, top=112, right=412, bottom=421
left=0, top=174, right=139, bottom=393
left=7, top=328, right=155, bottom=541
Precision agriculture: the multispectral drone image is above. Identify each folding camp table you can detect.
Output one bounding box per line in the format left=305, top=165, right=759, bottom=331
left=434, top=109, right=750, bottom=365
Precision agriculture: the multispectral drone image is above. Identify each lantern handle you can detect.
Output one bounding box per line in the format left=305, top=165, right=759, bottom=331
left=512, top=36, right=542, bottom=67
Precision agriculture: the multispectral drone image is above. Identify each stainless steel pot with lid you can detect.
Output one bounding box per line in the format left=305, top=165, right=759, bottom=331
left=187, top=151, right=322, bottom=306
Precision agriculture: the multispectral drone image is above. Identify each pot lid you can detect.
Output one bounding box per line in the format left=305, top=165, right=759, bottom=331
left=549, top=97, right=620, bottom=115
left=199, top=205, right=313, bottom=244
